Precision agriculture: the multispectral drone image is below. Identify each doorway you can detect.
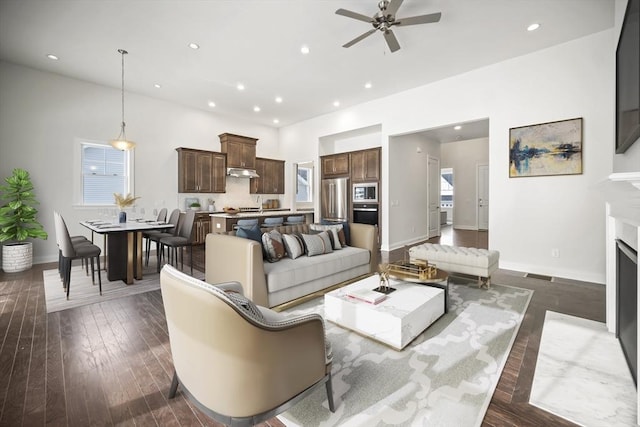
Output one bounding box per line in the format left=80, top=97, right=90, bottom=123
left=477, top=164, right=489, bottom=230
left=428, top=156, right=441, bottom=238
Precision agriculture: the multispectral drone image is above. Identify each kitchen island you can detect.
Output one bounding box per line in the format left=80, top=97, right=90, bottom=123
left=210, top=209, right=314, bottom=232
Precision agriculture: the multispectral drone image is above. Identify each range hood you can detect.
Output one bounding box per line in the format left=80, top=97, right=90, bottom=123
left=227, top=167, right=259, bottom=178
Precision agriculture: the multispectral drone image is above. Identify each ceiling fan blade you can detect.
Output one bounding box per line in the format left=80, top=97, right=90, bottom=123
left=395, top=12, right=442, bottom=26
left=383, top=29, right=401, bottom=52
left=343, top=28, right=377, bottom=48
left=336, top=8, right=374, bottom=23
left=385, top=0, right=405, bottom=17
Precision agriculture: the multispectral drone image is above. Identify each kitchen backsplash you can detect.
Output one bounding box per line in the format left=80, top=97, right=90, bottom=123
left=176, top=176, right=282, bottom=211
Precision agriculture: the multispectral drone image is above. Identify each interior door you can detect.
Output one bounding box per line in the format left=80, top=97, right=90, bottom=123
left=477, top=164, right=489, bottom=230
left=428, top=156, right=441, bottom=238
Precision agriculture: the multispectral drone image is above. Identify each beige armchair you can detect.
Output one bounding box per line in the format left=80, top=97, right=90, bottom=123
left=160, top=265, right=335, bottom=426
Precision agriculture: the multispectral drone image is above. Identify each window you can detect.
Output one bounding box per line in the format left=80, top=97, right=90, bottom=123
left=81, top=142, right=132, bottom=205
left=296, top=162, right=314, bottom=203
left=440, top=168, right=453, bottom=208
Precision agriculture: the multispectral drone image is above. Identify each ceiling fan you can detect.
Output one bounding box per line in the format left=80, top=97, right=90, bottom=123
left=336, top=0, right=441, bottom=53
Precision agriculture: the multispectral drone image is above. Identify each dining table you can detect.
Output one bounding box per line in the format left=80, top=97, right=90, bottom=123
left=80, top=219, right=174, bottom=284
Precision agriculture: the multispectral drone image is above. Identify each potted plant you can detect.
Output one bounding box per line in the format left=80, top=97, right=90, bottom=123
left=0, top=168, right=48, bottom=272
left=114, top=193, right=140, bottom=223
left=189, top=202, right=201, bottom=211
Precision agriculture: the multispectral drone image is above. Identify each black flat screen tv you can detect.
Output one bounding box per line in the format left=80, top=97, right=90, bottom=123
left=616, top=0, right=640, bottom=154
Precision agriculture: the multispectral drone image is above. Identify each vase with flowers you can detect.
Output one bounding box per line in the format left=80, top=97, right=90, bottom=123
left=114, top=193, right=140, bottom=223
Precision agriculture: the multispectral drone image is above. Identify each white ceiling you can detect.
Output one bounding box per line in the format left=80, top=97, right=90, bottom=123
left=0, top=0, right=614, bottom=140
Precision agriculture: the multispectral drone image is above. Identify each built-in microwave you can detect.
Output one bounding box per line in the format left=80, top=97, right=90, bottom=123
left=353, top=182, right=378, bottom=203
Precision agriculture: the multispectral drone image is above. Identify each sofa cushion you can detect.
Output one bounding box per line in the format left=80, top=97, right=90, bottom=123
left=282, top=233, right=305, bottom=259
left=310, top=223, right=344, bottom=249
left=262, top=230, right=285, bottom=263
left=302, top=231, right=333, bottom=256
left=263, top=246, right=370, bottom=293
left=320, top=220, right=350, bottom=245
left=236, top=224, right=262, bottom=243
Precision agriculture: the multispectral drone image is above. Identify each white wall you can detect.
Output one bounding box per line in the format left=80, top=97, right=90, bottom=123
left=441, top=138, right=490, bottom=230
left=388, top=133, right=440, bottom=247
left=280, top=29, right=614, bottom=283
left=0, top=60, right=278, bottom=264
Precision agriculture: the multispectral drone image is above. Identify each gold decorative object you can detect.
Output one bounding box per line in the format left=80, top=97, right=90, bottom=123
left=374, top=263, right=396, bottom=294
left=386, top=260, right=438, bottom=281
left=113, top=193, right=140, bottom=210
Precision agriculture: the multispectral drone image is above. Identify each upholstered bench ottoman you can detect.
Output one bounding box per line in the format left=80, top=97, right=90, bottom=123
left=409, top=243, right=499, bottom=289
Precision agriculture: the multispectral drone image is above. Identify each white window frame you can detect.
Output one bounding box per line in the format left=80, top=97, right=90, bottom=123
left=73, top=138, right=135, bottom=207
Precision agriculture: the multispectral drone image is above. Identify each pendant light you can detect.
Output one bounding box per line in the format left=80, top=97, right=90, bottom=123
left=110, top=49, right=135, bottom=151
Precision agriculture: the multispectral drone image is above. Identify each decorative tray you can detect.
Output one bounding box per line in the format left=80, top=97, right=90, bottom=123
left=383, top=260, right=439, bottom=282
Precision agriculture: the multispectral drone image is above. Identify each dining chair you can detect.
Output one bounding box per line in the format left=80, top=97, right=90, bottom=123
left=159, top=209, right=196, bottom=275
left=143, top=207, right=168, bottom=264
left=54, top=212, right=102, bottom=300
left=146, top=208, right=181, bottom=268
left=53, top=211, right=92, bottom=281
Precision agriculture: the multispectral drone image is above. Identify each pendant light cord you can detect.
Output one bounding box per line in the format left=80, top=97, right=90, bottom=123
left=118, top=49, right=128, bottom=132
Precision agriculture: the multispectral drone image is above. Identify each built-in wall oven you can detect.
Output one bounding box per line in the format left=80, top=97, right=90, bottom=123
left=353, top=203, right=378, bottom=226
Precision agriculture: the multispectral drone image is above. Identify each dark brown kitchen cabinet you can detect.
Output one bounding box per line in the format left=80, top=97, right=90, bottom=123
left=321, top=153, right=349, bottom=177
left=191, top=212, right=212, bottom=245
left=251, top=158, right=285, bottom=194
left=177, top=148, right=226, bottom=193
left=350, top=148, right=380, bottom=182
left=219, top=133, right=257, bottom=170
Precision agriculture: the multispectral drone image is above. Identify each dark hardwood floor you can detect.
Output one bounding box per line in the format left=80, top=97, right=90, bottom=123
left=0, top=227, right=604, bottom=426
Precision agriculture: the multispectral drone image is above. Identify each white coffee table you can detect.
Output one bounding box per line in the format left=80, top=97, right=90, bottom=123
left=324, top=274, right=445, bottom=350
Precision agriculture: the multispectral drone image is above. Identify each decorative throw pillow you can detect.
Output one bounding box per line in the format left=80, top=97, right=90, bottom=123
left=310, top=223, right=344, bottom=249
left=236, top=224, right=262, bottom=243
left=320, top=220, right=350, bottom=246
left=282, top=233, right=305, bottom=259
left=262, top=230, right=285, bottom=263
left=301, top=231, right=333, bottom=257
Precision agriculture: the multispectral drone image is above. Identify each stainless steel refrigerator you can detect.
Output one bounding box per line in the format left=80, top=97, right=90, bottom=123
left=321, top=177, right=349, bottom=222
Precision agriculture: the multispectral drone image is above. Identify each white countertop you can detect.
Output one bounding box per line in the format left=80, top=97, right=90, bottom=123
left=210, top=210, right=313, bottom=219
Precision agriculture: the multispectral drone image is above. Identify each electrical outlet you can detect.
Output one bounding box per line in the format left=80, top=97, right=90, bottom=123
left=551, top=248, right=560, bottom=258
left=216, top=223, right=221, bottom=229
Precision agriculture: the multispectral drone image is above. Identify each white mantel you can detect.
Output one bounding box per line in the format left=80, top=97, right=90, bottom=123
left=604, top=172, right=640, bottom=424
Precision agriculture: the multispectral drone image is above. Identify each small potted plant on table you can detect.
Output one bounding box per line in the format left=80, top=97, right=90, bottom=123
left=114, top=193, right=140, bottom=223
left=0, top=168, right=48, bottom=272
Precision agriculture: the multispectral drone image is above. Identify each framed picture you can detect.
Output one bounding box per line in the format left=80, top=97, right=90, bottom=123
left=509, top=117, right=583, bottom=178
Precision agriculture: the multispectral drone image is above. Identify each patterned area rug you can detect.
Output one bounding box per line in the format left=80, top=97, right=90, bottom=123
left=279, top=278, right=533, bottom=427
left=43, top=263, right=204, bottom=313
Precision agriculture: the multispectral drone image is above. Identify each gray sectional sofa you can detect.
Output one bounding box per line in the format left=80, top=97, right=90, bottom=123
left=205, top=223, right=378, bottom=308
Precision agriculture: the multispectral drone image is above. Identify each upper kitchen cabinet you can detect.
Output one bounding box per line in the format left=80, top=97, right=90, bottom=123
left=176, top=148, right=226, bottom=193
left=251, top=158, right=285, bottom=194
left=321, top=153, right=349, bottom=178
left=350, top=147, right=380, bottom=182
left=219, top=133, right=257, bottom=170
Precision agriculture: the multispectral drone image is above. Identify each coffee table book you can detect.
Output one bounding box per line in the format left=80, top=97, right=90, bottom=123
left=346, top=288, right=387, bottom=305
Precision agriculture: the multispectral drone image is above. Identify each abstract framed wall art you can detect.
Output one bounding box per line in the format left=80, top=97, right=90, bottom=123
left=509, top=117, right=583, bottom=178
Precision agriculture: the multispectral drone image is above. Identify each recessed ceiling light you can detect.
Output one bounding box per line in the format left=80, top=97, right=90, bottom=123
left=527, top=23, right=540, bottom=32
left=237, top=83, right=245, bottom=91
left=275, top=96, right=283, bottom=103
left=300, top=45, right=310, bottom=55
left=273, top=119, right=280, bottom=124
left=188, top=42, right=200, bottom=49
left=208, top=101, right=216, bottom=108
left=253, top=106, right=261, bottom=112
left=364, top=82, right=372, bottom=89
left=454, top=125, right=462, bottom=130
left=46, top=54, right=58, bottom=60
left=333, top=101, right=340, bottom=107
left=154, top=83, right=162, bottom=89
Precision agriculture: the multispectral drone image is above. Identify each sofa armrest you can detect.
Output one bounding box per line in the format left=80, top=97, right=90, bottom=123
left=348, top=223, right=379, bottom=274
left=205, top=234, right=269, bottom=306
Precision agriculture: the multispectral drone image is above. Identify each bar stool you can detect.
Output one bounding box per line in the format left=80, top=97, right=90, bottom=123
left=284, top=215, right=305, bottom=226
left=233, top=219, right=259, bottom=230
left=261, top=217, right=283, bottom=229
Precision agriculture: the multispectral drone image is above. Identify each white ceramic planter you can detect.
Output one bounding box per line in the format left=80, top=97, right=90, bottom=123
left=2, top=241, right=33, bottom=273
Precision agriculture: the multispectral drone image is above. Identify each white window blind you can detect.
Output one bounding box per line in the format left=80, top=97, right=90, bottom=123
left=81, top=143, right=130, bottom=205
left=296, top=165, right=313, bottom=203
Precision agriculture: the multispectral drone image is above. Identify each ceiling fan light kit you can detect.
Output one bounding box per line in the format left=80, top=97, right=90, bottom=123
left=336, top=0, right=441, bottom=52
